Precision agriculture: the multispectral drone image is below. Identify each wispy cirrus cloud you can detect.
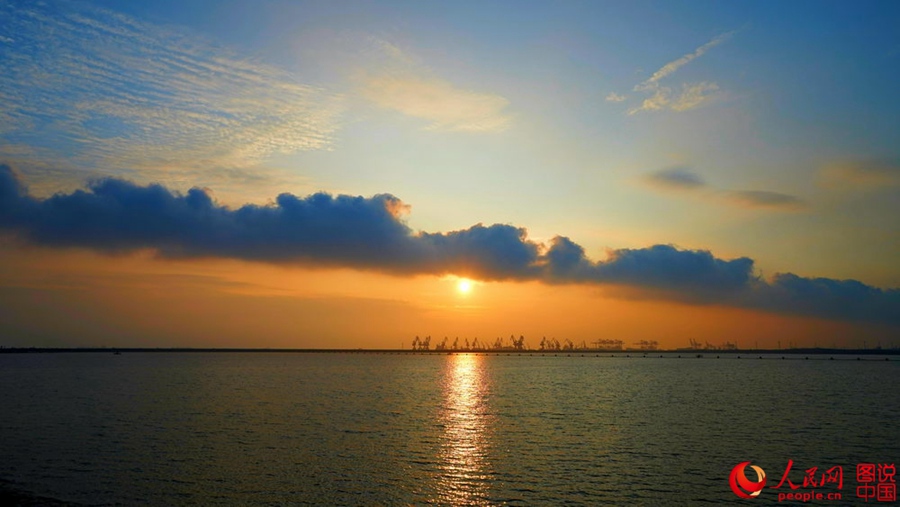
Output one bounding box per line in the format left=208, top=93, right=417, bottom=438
left=359, top=41, right=511, bottom=132
left=634, top=31, right=734, bottom=91
left=0, top=1, right=343, bottom=192
left=612, top=31, right=734, bottom=115
left=362, top=74, right=511, bottom=132
left=0, top=165, right=895, bottom=325
left=670, top=81, right=721, bottom=111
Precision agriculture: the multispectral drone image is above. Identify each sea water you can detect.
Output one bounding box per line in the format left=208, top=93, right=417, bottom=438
left=1, top=352, right=898, bottom=505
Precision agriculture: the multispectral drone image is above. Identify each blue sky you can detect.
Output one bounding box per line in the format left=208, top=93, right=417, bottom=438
left=1, top=0, right=898, bottom=347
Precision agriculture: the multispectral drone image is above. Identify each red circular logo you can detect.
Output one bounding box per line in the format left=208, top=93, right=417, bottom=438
left=730, top=461, right=767, bottom=499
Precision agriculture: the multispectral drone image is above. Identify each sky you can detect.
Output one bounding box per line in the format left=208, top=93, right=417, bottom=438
left=1, top=0, right=898, bottom=349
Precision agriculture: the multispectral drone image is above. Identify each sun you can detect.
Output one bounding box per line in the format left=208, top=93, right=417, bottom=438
left=456, top=278, right=473, bottom=295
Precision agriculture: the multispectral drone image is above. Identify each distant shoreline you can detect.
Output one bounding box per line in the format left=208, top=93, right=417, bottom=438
left=1, top=347, right=898, bottom=356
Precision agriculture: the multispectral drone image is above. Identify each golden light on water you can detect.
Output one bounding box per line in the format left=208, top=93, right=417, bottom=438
left=437, top=353, right=493, bottom=505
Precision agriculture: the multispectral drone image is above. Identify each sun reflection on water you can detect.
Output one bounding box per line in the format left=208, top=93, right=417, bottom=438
left=437, top=353, right=493, bottom=505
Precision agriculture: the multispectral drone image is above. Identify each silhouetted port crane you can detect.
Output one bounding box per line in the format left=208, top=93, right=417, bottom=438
left=593, top=339, right=624, bottom=350
left=634, top=340, right=659, bottom=351
left=514, top=335, right=526, bottom=350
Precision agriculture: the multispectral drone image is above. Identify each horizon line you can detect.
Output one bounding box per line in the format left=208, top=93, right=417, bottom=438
left=2, top=347, right=898, bottom=356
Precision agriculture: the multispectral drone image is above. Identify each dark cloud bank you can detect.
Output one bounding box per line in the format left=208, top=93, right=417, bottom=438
left=1, top=165, right=897, bottom=325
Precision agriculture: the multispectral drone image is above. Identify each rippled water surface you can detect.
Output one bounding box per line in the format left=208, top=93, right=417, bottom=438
left=1, top=352, right=898, bottom=505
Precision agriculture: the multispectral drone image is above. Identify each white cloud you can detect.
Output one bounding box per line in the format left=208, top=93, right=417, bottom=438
left=605, top=92, right=627, bottom=103
left=628, top=87, right=671, bottom=115
left=628, top=82, right=719, bottom=115
left=671, top=82, right=720, bottom=111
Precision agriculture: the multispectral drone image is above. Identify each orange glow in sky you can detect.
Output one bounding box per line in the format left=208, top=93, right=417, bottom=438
left=0, top=1, right=898, bottom=349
